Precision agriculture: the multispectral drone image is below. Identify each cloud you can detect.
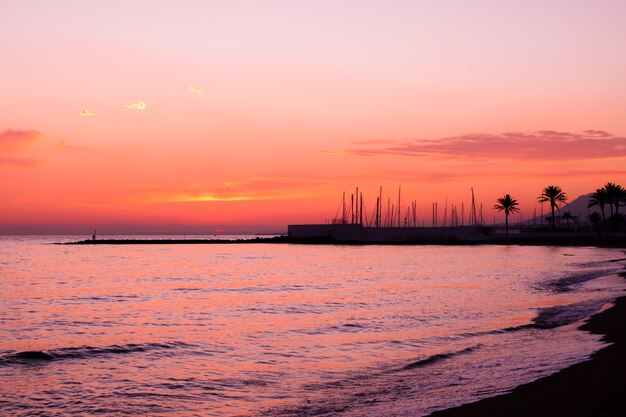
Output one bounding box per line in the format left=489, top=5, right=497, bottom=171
left=187, top=85, right=204, bottom=94
left=55, top=139, right=90, bottom=152
left=0, top=156, right=40, bottom=167
left=123, top=101, right=148, bottom=110
left=78, top=108, right=95, bottom=116
left=0, top=129, right=41, bottom=151
left=343, top=130, right=626, bottom=161
left=0, top=129, right=42, bottom=167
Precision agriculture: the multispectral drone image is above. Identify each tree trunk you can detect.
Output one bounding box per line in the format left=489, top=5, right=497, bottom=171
left=601, top=206, right=606, bottom=222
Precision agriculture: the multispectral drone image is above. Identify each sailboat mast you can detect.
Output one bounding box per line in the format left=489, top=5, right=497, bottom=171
left=379, top=186, right=383, bottom=227
left=461, top=202, right=464, bottom=226
left=355, top=187, right=359, bottom=224
left=385, top=196, right=391, bottom=227
left=471, top=187, right=477, bottom=227
left=397, top=186, right=401, bottom=227
left=351, top=194, right=354, bottom=224
left=375, top=197, right=380, bottom=227
left=360, top=192, right=363, bottom=225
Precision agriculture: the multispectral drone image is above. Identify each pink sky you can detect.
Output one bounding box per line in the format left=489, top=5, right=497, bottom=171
left=1, top=1, right=625, bottom=233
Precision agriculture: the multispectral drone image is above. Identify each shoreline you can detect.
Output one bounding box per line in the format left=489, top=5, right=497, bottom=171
left=60, top=234, right=626, bottom=248
left=429, top=271, right=626, bottom=417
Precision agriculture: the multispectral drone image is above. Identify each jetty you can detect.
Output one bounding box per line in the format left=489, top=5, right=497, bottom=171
left=287, top=224, right=489, bottom=242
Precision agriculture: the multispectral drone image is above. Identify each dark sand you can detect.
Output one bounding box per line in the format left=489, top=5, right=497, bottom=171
left=430, top=277, right=626, bottom=417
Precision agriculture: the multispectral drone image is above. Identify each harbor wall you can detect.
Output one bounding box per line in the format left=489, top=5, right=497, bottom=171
left=287, top=224, right=490, bottom=242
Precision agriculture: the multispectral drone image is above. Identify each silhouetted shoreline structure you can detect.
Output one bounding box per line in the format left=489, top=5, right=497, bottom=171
left=63, top=183, right=624, bottom=246
left=332, top=186, right=485, bottom=228
left=290, top=186, right=510, bottom=242
left=289, top=184, right=625, bottom=242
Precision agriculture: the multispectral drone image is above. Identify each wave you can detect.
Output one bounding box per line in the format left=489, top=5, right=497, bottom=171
left=532, top=299, right=609, bottom=329
left=545, top=257, right=626, bottom=292
left=0, top=341, right=192, bottom=365
left=548, top=269, right=623, bottom=292
left=172, top=283, right=337, bottom=294
left=400, top=345, right=478, bottom=371
left=573, top=257, right=626, bottom=268
left=266, top=344, right=484, bottom=416
left=406, top=299, right=611, bottom=348
left=444, top=300, right=610, bottom=341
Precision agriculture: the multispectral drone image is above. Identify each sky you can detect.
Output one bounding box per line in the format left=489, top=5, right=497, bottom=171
left=1, top=0, right=626, bottom=234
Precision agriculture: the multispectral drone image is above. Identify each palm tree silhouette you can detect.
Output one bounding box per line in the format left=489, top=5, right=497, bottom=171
left=493, top=194, right=520, bottom=234
left=603, top=182, right=625, bottom=217
left=538, top=185, right=567, bottom=231
left=562, top=211, right=573, bottom=229
left=588, top=187, right=608, bottom=225
left=589, top=212, right=601, bottom=236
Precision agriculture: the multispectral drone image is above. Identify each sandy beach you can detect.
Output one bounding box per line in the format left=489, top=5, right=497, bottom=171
left=430, top=271, right=626, bottom=417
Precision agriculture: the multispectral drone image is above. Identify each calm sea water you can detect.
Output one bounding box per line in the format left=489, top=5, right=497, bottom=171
left=1, top=236, right=625, bottom=416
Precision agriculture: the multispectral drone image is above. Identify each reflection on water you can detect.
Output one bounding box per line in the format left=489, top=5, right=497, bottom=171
left=0, top=236, right=624, bottom=416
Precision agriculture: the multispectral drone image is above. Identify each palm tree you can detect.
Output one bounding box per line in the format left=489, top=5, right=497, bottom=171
left=562, top=211, right=573, bottom=229
left=493, top=194, right=520, bottom=234
left=589, top=212, right=601, bottom=236
left=588, top=187, right=608, bottom=224
left=603, top=182, right=619, bottom=217
left=603, top=182, right=625, bottom=216
left=538, top=185, right=567, bottom=231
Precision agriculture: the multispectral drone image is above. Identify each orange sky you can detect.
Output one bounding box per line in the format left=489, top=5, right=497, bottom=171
left=1, top=1, right=626, bottom=234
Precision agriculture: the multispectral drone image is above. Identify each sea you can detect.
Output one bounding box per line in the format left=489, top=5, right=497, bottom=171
left=1, top=235, right=625, bottom=416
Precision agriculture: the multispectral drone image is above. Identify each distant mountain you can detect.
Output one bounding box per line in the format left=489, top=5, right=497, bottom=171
left=522, top=193, right=601, bottom=226
left=558, top=193, right=601, bottom=217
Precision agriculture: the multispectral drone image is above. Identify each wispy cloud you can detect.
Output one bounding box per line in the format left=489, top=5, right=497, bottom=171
left=0, top=156, right=40, bottom=167
left=123, top=101, right=148, bottom=110
left=0, top=129, right=40, bottom=151
left=0, top=129, right=41, bottom=167
left=187, top=85, right=204, bottom=94
left=55, top=139, right=90, bottom=152
left=78, top=108, right=95, bottom=116
left=342, top=130, right=626, bottom=161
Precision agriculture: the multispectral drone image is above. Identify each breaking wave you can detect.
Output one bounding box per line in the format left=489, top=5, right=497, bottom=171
left=532, top=300, right=610, bottom=329
left=546, top=257, right=625, bottom=292
left=0, top=341, right=192, bottom=365
left=400, top=346, right=478, bottom=371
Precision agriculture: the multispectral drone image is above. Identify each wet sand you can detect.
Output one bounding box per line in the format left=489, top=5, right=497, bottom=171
left=430, top=277, right=626, bottom=417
